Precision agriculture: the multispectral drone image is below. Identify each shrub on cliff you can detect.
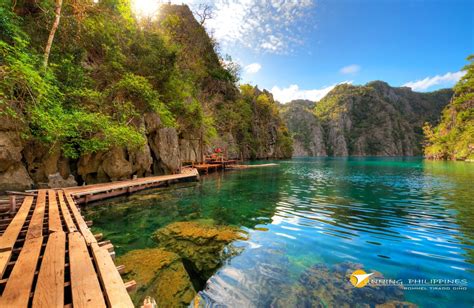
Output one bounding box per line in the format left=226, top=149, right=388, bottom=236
left=424, top=55, right=474, bottom=161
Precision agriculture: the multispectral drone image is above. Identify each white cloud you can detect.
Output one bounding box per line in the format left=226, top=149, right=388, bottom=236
left=340, top=64, right=361, bottom=74
left=271, top=81, right=353, bottom=104
left=173, top=0, right=315, bottom=54
left=403, top=71, right=465, bottom=91
left=244, top=63, right=262, bottom=74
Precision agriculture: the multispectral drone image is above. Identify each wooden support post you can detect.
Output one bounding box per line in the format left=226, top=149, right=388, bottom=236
left=9, top=195, right=16, bottom=214
left=200, top=129, right=204, bottom=163
left=116, top=265, right=126, bottom=274
left=124, top=280, right=136, bottom=292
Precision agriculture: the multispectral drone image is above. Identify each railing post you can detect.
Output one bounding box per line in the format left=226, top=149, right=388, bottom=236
left=9, top=195, right=16, bottom=214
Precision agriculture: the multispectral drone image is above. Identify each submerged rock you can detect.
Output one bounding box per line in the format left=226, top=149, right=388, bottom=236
left=117, top=248, right=196, bottom=307
left=117, top=220, right=245, bottom=307
left=274, top=262, right=415, bottom=308
left=153, top=220, right=247, bottom=280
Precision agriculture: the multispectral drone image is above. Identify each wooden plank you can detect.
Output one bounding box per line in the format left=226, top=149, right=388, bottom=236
left=0, top=196, right=34, bottom=279
left=0, top=237, right=43, bottom=307
left=0, top=196, right=34, bottom=249
left=32, top=231, right=66, bottom=308
left=64, top=193, right=96, bottom=245
left=91, top=243, right=134, bottom=307
left=48, top=190, right=62, bottom=233
left=69, top=232, right=106, bottom=308
left=26, top=190, right=46, bottom=240
left=0, top=251, right=11, bottom=280
left=57, top=190, right=77, bottom=233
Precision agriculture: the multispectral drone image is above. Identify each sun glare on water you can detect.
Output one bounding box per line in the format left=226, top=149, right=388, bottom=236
left=132, top=0, right=161, bottom=19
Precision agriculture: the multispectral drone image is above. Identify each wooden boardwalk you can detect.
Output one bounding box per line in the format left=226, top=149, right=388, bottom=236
left=66, top=167, right=199, bottom=204
left=0, top=168, right=200, bottom=307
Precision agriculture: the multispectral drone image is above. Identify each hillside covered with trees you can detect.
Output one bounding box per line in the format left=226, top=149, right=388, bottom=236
left=423, top=56, right=474, bottom=161
left=281, top=82, right=453, bottom=156
left=0, top=1, right=292, bottom=190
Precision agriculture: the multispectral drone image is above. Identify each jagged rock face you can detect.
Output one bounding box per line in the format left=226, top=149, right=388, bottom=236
left=0, top=125, right=33, bottom=191
left=23, top=142, right=73, bottom=186
left=47, top=173, right=77, bottom=188
left=280, top=100, right=327, bottom=157
left=282, top=82, right=452, bottom=157
left=145, top=113, right=181, bottom=174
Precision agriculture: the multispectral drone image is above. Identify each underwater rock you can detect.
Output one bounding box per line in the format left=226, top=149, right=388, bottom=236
left=153, top=220, right=246, bottom=280
left=274, top=262, right=415, bottom=308
left=117, top=248, right=196, bottom=307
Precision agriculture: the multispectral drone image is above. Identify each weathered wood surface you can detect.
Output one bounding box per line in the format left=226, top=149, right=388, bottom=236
left=32, top=231, right=65, bottom=308
left=0, top=237, right=43, bottom=307
left=57, top=190, right=77, bottom=233
left=64, top=192, right=97, bottom=245
left=65, top=168, right=199, bottom=198
left=91, top=242, right=134, bottom=307
left=0, top=189, right=133, bottom=307
left=26, top=190, right=46, bottom=240
left=0, top=169, right=201, bottom=306
left=69, top=232, right=106, bottom=308
left=0, top=196, right=34, bottom=278
left=48, top=189, right=62, bottom=233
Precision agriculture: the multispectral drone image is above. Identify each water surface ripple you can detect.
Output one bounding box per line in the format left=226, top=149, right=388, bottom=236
left=85, top=158, right=474, bottom=307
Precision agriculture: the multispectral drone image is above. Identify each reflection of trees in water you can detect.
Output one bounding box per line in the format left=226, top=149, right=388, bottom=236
left=422, top=161, right=474, bottom=265
left=189, top=168, right=286, bottom=228
left=84, top=168, right=285, bottom=254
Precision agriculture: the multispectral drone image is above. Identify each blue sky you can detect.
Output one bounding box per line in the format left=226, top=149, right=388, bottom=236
left=137, top=0, right=473, bottom=102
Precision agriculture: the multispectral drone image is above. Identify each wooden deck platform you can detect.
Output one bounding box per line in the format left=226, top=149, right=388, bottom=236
left=0, top=189, right=134, bottom=307
left=0, top=168, right=200, bottom=307
left=65, top=167, right=199, bottom=205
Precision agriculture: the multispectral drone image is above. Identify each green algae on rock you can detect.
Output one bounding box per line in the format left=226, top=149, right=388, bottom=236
left=117, top=248, right=196, bottom=307
left=153, top=220, right=247, bottom=280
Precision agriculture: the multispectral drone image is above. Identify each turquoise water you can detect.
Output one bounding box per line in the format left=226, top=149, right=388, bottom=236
left=85, top=157, right=474, bottom=307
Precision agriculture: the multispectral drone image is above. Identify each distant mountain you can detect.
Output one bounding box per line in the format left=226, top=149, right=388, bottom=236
left=280, top=82, right=453, bottom=156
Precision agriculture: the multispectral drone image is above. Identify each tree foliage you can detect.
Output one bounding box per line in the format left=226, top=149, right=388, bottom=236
left=424, top=55, right=474, bottom=160
left=1, top=1, right=292, bottom=162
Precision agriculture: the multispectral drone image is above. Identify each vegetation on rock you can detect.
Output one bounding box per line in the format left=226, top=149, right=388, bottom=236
left=423, top=55, right=474, bottom=161
left=281, top=82, right=452, bottom=156
left=117, top=248, right=196, bottom=307
left=0, top=1, right=293, bottom=190
left=117, top=219, right=245, bottom=306
left=153, top=219, right=246, bottom=280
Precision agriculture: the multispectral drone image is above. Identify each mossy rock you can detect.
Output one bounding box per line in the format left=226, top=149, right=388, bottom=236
left=117, top=248, right=196, bottom=307
left=153, top=219, right=246, bottom=279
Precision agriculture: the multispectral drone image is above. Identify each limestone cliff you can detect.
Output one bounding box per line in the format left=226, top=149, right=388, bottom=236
left=0, top=4, right=292, bottom=191
left=281, top=82, right=452, bottom=156
left=280, top=100, right=326, bottom=157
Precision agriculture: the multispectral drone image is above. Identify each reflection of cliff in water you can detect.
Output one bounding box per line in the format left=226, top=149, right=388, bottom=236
left=84, top=167, right=285, bottom=255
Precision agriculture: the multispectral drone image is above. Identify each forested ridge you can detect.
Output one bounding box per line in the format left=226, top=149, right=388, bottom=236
left=423, top=56, right=474, bottom=161
left=0, top=1, right=292, bottom=190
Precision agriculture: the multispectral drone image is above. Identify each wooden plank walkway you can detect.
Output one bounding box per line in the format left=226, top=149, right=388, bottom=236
left=0, top=168, right=200, bottom=307
left=0, top=189, right=134, bottom=307
left=65, top=167, right=199, bottom=204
